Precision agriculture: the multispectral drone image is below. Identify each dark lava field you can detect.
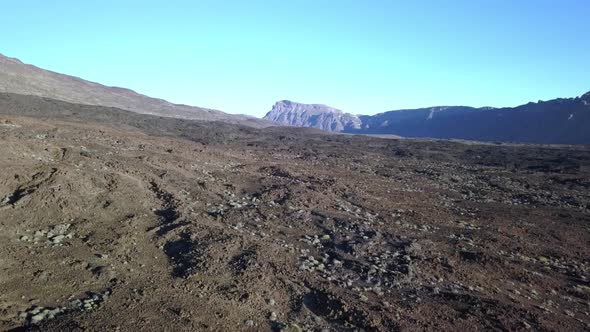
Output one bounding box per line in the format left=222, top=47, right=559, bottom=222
left=0, top=94, right=589, bottom=331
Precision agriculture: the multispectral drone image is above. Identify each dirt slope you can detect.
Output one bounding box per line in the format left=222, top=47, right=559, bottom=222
left=0, top=54, right=270, bottom=127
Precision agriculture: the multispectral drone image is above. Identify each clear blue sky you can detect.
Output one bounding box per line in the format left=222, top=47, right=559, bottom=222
left=1, top=0, right=589, bottom=116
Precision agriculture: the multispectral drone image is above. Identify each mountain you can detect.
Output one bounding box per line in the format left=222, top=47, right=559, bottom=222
left=264, top=93, right=590, bottom=144
left=0, top=54, right=270, bottom=127
left=264, top=100, right=361, bottom=132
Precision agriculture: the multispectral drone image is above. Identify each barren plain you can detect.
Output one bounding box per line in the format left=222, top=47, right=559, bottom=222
left=0, top=94, right=589, bottom=331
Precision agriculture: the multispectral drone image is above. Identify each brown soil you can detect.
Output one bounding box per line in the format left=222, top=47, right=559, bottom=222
left=0, top=100, right=589, bottom=331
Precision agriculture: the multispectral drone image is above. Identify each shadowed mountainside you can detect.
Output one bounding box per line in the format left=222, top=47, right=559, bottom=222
left=264, top=92, right=590, bottom=144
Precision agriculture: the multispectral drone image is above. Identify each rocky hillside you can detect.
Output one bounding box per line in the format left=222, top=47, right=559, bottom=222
left=0, top=54, right=270, bottom=127
left=264, top=100, right=361, bottom=132
left=264, top=93, right=590, bottom=144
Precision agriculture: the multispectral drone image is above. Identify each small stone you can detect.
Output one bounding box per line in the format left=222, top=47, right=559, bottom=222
left=538, top=256, right=550, bottom=264
left=245, top=319, right=254, bottom=327
left=48, top=308, right=61, bottom=316
left=30, top=307, right=42, bottom=315
left=51, top=224, right=71, bottom=235
left=51, top=234, right=66, bottom=244
left=30, top=313, right=45, bottom=323
left=69, top=299, right=83, bottom=308
left=269, top=311, right=278, bottom=321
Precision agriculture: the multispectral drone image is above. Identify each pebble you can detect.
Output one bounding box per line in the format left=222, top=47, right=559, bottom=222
left=30, top=313, right=45, bottom=323
left=52, top=235, right=66, bottom=244
left=20, top=290, right=111, bottom=325
left=19, top=224, right=73, bottom=246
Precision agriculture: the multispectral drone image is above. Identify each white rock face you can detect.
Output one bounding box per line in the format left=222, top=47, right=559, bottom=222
left=263, top=100, right=361, bottom=132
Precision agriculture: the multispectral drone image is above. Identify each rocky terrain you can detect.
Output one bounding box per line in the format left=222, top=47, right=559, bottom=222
left=264, top=101, right=361, bottom=132
left=1, top=94, right=589, bottom=331
left=0, top=54, right=269, bottom=127
left=264, top=92, right=590, bottom=144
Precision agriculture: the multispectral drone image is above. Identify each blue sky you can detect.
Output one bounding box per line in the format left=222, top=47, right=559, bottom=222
left=1, top=0, right=589, bottom=116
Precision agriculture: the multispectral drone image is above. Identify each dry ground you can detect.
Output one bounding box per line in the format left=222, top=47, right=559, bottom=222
left=0, top=105, right=589, bottom=331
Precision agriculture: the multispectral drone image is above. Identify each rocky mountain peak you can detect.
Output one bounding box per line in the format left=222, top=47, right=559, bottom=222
left=264, top=100, right=361, bottom=132
left=271, top=100, right=344, bottom=114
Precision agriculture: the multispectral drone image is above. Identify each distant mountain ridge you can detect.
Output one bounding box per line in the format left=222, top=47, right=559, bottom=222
left=0, top=54, right=270, bottom=127
left=264, top=100, right=361, bottom=132
left=263, top=93, right=590, bottom=144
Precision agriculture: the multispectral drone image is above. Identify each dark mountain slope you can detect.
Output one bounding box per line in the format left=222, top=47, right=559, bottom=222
left=353, top=97, right=590, bottom=144
left=264, top=92, right=590, bottom=144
